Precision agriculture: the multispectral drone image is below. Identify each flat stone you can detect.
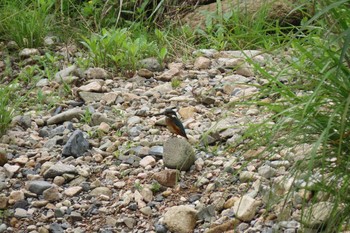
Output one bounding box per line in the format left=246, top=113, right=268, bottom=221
left=105, top=216, right=118, bottom=226
left=43, top=162, right=77, bottom=179
left=13, top=155, right=28, bottom=165
left=14, top=208, right=28, bottom=218
left=26, top=180, right=52, bottom=194
left=102, top=92, right=118, bottom=105
left=206, top=219, right=240, bottom=233
left=149, top=146, right=163, bottom=157
left=114, top=181, right=126, bottom=188
left=90, top=187, right=112, bottom=197
left=47, top=108, right=84, bottom=125
left=78, top=81, right=103, bottom=92
left=64, top=186, right=83, bottom=197
left=79, top=91, right=104, bottom=103
left=157, top=68, right=180, bottom=81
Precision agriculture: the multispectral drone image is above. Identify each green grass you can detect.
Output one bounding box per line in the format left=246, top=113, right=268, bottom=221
left=0, top=0, right=56, bottom=48
left=0, top=83, right=21, bottom=135
left=241, top=0, right=350, bottom=231
left=81, top=27, right=168, bottom=72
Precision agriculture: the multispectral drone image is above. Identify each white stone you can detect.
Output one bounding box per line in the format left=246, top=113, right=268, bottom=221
left=233, top=195, right=260, bottom=221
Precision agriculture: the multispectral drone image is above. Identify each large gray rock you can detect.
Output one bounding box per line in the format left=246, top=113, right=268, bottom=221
left=43, top=162, right=77, bottom=179
left=163, top=138, right=195, bottom=171
left=62, top=130, right=89, bottom=157
left=163, top=205, right=198, bottom=233
left=26, top=181, right=52, bottom=195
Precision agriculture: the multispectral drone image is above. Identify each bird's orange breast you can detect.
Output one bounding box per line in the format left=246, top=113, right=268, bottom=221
left=165, top=118, right=180, bottom=134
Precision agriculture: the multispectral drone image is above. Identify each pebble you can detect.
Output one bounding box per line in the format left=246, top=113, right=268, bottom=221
left=4, top=164, right=20, bottom=178
left=139, top=156, right=156, bottom=168
left=43, top=162, right=77, bottom=179
left=90, top=187, right=112, bottom=197
left=64, top=186, right=83, bottom=196
left=43, top=185, right=62, bottom=202
left=140, top=206, right=153, bottom=216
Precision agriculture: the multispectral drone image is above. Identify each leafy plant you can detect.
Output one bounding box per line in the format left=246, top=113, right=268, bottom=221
left=81, top=108, right=93, bottom=125
left=81, top=28, right=166, bottom=72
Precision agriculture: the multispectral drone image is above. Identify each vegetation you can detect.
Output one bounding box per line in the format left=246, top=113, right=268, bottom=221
left=0, top=0, right=349, bottom=231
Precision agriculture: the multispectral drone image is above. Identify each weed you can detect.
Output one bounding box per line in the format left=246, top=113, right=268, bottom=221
left=134, top=181, right=143, bottom=191
left=171, top=78, right=181, bottom=88
left=150, top=181, right=161, bottom=193
left=81, top=108, right=92, bottom=125
left=0, top=83, right=20, bottom=135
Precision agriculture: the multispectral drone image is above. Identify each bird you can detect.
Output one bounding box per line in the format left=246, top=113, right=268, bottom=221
left=154, top=109, right=188, bottom=139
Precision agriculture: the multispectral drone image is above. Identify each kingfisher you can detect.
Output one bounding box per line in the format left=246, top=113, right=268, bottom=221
left=154, top=109, right=188, bottom=139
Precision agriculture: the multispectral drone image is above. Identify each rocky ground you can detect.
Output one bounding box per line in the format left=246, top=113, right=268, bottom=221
left=0, top=43, right=331, bottom=233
